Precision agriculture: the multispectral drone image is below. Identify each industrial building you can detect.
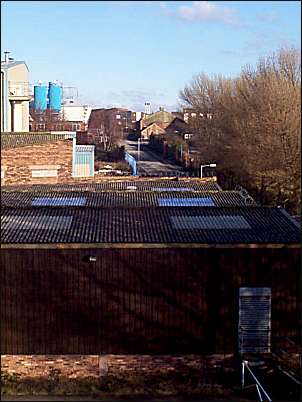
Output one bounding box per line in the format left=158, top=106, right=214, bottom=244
left=61, top=104, right=92, bottom=131
left=1, top=51, right=31, bottom=132
left=30, top=80, right=91, bottom=132
left=1, top=180, right=300, bottom=356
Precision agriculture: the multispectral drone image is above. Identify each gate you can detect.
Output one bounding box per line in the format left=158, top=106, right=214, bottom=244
left=125, top=152, right=138, bottom=176
left=239, top=287, right=271, bottom=354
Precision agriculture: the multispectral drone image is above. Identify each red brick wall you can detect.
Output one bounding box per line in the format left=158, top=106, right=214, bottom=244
left=1, top=355, right=99, bottom=379
left=1, top=354, right=219, bottom=379
left=1, top=140, right=73, bottom=185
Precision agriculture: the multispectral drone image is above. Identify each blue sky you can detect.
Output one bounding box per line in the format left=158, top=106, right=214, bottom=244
left=1, top=1, right=301, bottom=111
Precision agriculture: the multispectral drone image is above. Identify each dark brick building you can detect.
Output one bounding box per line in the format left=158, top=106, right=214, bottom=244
left=1, top=181, right=300, bottom=356
left=88, top=108, right=137, bottom=145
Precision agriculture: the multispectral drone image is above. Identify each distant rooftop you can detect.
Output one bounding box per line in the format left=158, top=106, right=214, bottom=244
left=1, top=180, right=222, bottom=192
left=1, top=132, right=75, bottom=150
left=1, top=189, right=256, bottom=208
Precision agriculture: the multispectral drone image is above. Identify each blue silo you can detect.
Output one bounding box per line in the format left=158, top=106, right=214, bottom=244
left=33, top=84, right=48, bottom=111
left=48, top=81, right=62, bottom=112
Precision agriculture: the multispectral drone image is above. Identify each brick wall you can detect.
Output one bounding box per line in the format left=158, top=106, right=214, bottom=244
left=1, top=140, right=73, bottom=185
left=1, top=355, right=99, bottom=379
left=1, top=355, right=220, bottom=379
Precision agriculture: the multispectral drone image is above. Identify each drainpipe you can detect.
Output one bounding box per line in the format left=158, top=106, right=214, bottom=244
left=10, top=101, right=15, bottom=132
left=72, top=134, right=76, bottom=177
left=1, top=69, right=9, bottom=131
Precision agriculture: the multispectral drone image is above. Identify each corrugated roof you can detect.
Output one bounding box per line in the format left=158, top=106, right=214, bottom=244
left=1, top=206, right=300, bottom=244
left=1, top=133, right=75, bottom=150
left=1, top=180, right=222, bottom=192
left=1, top=190, right=255, bottom=208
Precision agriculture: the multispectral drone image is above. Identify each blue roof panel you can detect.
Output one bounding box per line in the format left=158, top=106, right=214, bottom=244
left=159, top=197, right=215, bottom=207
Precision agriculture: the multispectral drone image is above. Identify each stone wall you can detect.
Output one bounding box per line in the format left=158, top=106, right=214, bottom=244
left=1, top=140, right=73, bottom=185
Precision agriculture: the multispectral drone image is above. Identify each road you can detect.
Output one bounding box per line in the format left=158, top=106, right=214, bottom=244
left=123, top=140, right=184, bottom=176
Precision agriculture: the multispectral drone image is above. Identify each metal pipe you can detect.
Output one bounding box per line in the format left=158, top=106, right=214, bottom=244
left=244, top=361, right=272, bottom=401
left=241, top=362, right=245, bottom=389
left=4, top=51, right=10, bottom=63
left=256, top=384, right=263, bottom=401
left=138, top=138, right=141, bottom=161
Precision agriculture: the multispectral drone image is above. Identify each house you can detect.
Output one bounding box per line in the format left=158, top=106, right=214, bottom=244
left=183, top=107, right=213, bottom=123
left=165, top=117, right=193, bottom=141
left=140, top=107, right=175, bottom=131
left=1, top=132, right=95, bottom=185
left=1, top=52, right=31, bottom=132
left=1, top=180, right=300, bottom=355
left=140, top=112, right=193, bottom=142
left=141, top=122, right=166, bottom=140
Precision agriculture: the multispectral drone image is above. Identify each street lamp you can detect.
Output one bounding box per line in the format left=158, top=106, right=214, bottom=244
left=138, top=138, right=141, bottom=161
left=200, top=163, right=216, bottom=178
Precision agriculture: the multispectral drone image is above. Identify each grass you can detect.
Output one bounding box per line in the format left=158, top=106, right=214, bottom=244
left=1, top=369, right=232, bottom=398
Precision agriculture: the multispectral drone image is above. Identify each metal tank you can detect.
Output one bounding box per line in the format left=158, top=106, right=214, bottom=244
left=33, top=83, right=48, bottom=111
left=48, top=81, right=62, bottom=112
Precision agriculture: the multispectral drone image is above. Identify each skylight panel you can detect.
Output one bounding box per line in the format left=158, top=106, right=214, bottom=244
left=1, top=215, right=73, bottom=230
left=159, top=197, right=215, bottom=207
left=151, top=187, right=192, bottom=192
left=31, top=197, right=86, bottom=206
left=171, top=215, right=251, bottom=230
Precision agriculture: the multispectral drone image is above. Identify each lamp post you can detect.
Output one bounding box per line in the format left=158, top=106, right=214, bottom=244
left=200, top=163, right=216, bottom=178
left=138, top=138, right=141, bottom=161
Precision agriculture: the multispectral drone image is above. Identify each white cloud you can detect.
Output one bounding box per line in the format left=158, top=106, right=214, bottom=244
left=81, top=90, right=177, bottom=112
left=256, top=11, right=278, bottom=22
left=162, top=1, right=239, bottom=26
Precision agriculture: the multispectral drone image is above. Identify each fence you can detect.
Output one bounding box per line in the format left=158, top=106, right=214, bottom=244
left=124, top=152, right=137, bottom=176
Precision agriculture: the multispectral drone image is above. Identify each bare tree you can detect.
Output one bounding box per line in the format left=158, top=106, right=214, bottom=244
left=180, top=47, right=301, bottom=213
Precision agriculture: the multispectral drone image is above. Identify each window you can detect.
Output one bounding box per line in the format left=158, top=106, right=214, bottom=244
left=30, top=165, right=60, bottom=178
left=72, top=123, right=81, bottom=131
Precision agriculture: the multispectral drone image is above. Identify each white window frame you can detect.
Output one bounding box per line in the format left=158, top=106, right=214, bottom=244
left=30, top=165, right=60, bottom=178
left=1, top=166, right=7, bottom=181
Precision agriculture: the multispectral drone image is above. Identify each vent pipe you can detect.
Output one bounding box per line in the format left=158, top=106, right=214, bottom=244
left=4, top=51, right=10, bottom=63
